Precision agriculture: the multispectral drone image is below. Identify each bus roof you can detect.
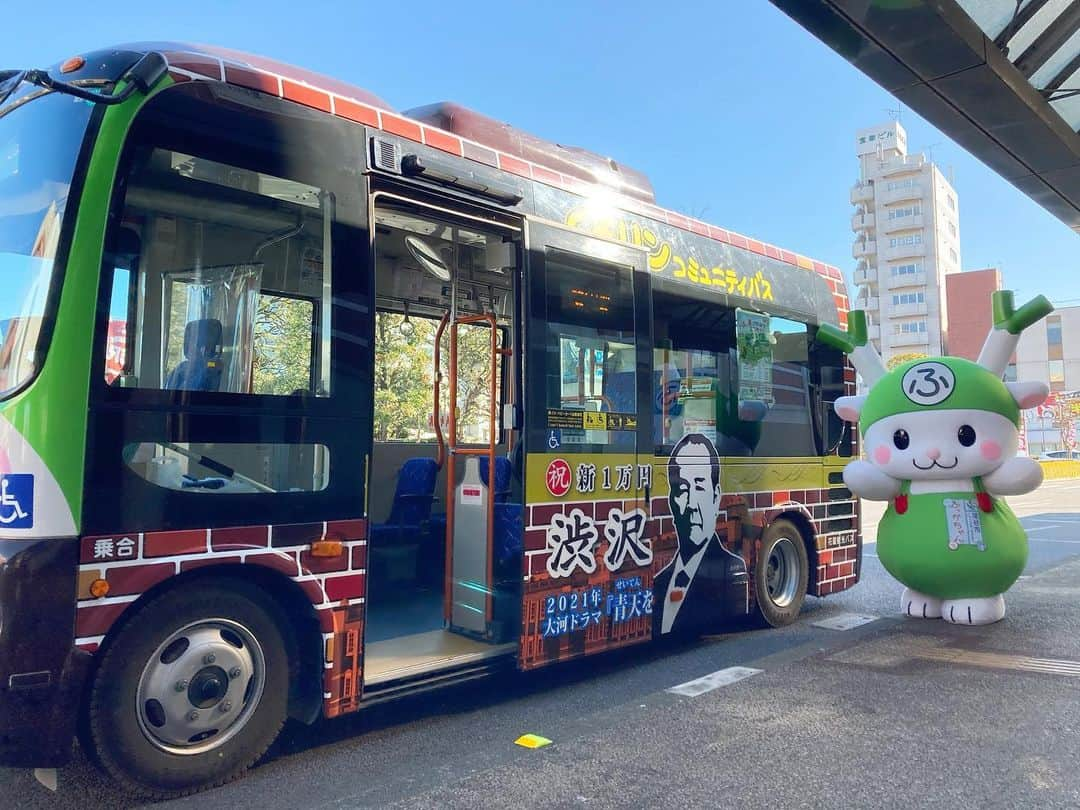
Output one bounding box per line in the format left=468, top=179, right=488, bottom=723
left=108, top=42, right=849, bottom=323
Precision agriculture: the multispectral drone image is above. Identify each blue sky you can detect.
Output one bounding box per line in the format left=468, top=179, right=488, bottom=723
left=4, top=0, right=1077, bottom=306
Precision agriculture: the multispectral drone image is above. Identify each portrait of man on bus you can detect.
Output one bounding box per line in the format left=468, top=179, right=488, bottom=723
left=653, top=432, right=749, bottom=635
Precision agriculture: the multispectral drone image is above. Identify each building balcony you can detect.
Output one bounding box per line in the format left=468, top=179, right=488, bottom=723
left=882, top=242, right=926, bottom=262
left=886, top=271, right=927, bottom=289
left=853, top=267, right=875, bottom=286
left=852, top=212, right=876, bottom=231
left=877, top=155, right=926, bottom=176
left=850, top=183, right=874, bottom=204
left=890, top=331, right=930, bottom=348
left=861, top=296, right=880, bottom=312
left=879, top=183, right=923, bottom=205
left=853, top=239, right=877, bottom=259
left=882, top=213, right=924, bottom=233
left=891, top=301, right=928, bottom=317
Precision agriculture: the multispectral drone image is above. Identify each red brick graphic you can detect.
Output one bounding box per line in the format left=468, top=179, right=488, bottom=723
left=247, top=551, right=301, bottom=577
left=300, top=549, right=349, bottom=575
left=106, top=562, right=176, bottom=596
left=211, top=525, right=268, bottom=552
left=144, top=529, right=206, bottom=558
left=325, top=574, right=365, bottom=602
left=76, top=602, right=130, bottom=637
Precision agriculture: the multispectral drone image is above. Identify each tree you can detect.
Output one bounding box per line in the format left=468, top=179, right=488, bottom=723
left=373, top=314, right=437, bottom=442
left=887, top=351, right=928, bottom=371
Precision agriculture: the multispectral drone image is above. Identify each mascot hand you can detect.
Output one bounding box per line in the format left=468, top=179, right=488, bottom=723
left=843, top=460, right=902, bottom=501
left=982, top=456, right=1043, bottom=496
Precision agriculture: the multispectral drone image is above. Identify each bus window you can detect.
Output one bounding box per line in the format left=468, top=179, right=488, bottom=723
left=653, top=292, right=817, bottom=457
left=124, top=441, right=329, bottom=493
left=102, top=148, right=330, bottom=396
left=542, top=257, right=635, bottom=447
left=742, top=314, right=816, bottom=458
left=251, top=292, right=316, bottom=395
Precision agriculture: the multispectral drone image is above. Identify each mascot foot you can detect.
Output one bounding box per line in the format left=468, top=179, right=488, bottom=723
left=942, top=595, right=1006, bottom=626
left=901, top=588, right=943, bottom=619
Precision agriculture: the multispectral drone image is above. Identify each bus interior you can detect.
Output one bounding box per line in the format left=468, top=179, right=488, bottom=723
left=365, top=199, right=521, bottom=683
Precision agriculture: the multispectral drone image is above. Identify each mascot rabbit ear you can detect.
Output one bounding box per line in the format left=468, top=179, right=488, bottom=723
left=1006, top=381, right=1049, bottom=411
left=834, top=395, right=866, bottom=424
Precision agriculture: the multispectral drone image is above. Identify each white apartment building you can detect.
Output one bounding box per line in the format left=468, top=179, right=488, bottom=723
left=850, top=121, right=961, bottom=366
left=1012, top=306, right=1080, bottom=456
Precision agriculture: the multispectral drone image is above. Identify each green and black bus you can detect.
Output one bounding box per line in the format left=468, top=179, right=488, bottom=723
left=0, top=44, right=859, bottom=797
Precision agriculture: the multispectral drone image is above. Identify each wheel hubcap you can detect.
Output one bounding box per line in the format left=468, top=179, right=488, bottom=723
left=765, top=537, right=800, bottom=608
left=136, top=619, right=265, bottom=755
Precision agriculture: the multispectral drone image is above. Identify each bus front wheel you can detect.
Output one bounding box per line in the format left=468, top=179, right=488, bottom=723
left=753, top=519, right=809, bottom=627
left=86, top=579, right=289, bottom=798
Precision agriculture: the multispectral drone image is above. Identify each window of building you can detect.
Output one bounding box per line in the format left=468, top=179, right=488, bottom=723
left=1049, top=360, right=1065, bottom=384
left=889, top=234, right=922, bottom=247
left=887, top=205, right=920, bottom=219
left=949, top=248, right=958, bottom=262
left=1004, top=363, right=1017, bottom=382
left=894, top=321, right=927, bottom=334
left=1048, top=317, right=1062, bottom=346
left=886, top=179, right=916, bottom=191
left=891, top=263, right=920, bottom=276
left=948, top=221, right=957, bottom=237
left=947, top=194, right=956, bottom=211
left=891, top=292, right=925, bottom=305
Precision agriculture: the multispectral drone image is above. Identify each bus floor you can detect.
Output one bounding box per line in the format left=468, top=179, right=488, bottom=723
left=363, top=548, right=516, bottom=686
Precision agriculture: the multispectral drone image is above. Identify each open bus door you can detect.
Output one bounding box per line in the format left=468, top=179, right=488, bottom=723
left=519, top=221, right=655, bottom=670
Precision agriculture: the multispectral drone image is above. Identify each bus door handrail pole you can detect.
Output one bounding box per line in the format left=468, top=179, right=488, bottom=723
left=433, top=312, right=450, bottom=469
left=444, top=237, right=458, bottom=621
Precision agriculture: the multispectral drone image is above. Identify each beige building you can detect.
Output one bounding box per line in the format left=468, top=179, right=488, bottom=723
left=1014, top=306, right=1080, bottom=456
left=850, top=121, right=961, bottom=367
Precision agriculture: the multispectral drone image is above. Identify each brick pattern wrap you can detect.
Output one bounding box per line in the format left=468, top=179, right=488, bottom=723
left=521, top=486, right=860, bottom=669
left=75, top=519, right=367, bottom=719
left=159, top=46, right=848, bottom=310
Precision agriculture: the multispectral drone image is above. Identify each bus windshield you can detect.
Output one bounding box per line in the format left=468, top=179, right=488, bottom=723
left=0, top=84, right=93, bottom=397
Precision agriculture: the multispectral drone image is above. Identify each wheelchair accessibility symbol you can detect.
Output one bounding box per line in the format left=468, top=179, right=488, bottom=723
left=0, top=474, right=33, bottom=528
left=548, top=429, right=562, bottom=450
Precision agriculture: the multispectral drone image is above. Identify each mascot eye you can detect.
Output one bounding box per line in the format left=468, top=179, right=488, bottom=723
left=958, top=425, right=976, bottom=447
left=892, top=429, right=910, bottom=450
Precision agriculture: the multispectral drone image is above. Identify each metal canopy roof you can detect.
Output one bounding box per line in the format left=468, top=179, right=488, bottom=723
left=771, top=0, right=1080, bottom=235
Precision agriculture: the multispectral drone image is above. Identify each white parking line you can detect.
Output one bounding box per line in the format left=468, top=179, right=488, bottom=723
left=812, top=613, right=879, bottom=631
left=1027, top=538, right=1080, bottom=545
left=667, top=666, right=762, bottom=697
left=1026, top=525, right=1066, bottom=532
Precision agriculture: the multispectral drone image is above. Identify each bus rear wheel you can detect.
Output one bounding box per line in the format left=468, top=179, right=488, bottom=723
left=753, top=519, right=809, bottom=627
left=86, top=580, right=289, bottom=798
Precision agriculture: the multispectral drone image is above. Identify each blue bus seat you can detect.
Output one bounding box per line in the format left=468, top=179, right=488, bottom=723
left=370, top=457, right=440, bottom=545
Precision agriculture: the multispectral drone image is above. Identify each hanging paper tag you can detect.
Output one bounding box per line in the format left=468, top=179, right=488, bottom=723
left=944, top=498, right=986, bottom=551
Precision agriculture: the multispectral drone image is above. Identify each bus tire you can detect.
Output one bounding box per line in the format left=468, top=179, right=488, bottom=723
left=86, top=579, right=289, bottom=798
left=753, top=518, right=809, bottom=627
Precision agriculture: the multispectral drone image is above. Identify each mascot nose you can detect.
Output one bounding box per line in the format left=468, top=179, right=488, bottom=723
left=926, top=447, right=941, bottom=460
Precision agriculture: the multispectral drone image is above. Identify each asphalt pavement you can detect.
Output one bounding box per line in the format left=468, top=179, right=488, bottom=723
left=5, top=479, right=1080, bottom=809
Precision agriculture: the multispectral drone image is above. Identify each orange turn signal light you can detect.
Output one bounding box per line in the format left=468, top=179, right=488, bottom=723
left=310, top=539, right=343, bottom=558
left=60, top=56, right=86, bottom=74
left=89, top=578, right=110, bottom=598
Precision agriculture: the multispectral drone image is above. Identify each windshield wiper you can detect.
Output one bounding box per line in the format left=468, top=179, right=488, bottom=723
left=21, top=52, right=168, bottom=107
